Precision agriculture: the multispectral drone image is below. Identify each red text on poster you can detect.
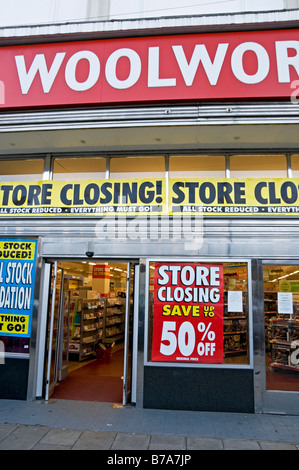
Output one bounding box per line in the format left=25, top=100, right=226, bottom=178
left=92, top=264, right=110, bottom=279
left=152, top=263, right=223, bottom=363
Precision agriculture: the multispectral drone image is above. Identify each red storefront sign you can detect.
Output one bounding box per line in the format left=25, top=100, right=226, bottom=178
left=151, top=262, right=223, bottom=363
left=0, top=29, right=298, bottom=109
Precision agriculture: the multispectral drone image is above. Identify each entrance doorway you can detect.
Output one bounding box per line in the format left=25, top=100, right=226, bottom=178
left=263, top=263, right=299, bottom=391
left=261, top=262, right=299, bottom=414
left=44, top=260, right=137, bottom=405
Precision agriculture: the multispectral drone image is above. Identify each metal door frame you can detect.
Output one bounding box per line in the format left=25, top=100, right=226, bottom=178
left=122, top=261, right=132, bottom=405
left=38, top=257, right=139, bottom=404
left=35, top=261, right=51, bottom=398
left=44, top=263, right=65, bottom=401
left=131, top=264, right=140, bottom=404
left=45, top=261, right=59, bottom=401
left=58, top=287, right=71, bottom=382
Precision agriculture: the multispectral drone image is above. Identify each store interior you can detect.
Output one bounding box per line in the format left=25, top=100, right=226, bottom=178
left=264, top=265, right=299, bottom=392
left=48, top=261, right=133, bottom=403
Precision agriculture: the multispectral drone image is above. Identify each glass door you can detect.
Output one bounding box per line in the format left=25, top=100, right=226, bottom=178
left=45, top=262, right=63, bottom=400
left=122, top=262, right=134, bottom=405
left=262, top=262, right=299, bottom=414
left=58, top=287, right=70, bottom=381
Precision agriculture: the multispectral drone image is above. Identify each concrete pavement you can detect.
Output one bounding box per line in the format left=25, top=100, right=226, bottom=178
left=0, top=399, right=298, bottom=450
left=0, top=423, right=298, bottom=449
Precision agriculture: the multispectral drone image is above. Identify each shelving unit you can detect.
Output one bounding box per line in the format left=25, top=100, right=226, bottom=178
left=103, top=297, right=125, bottom=344
left=69, top=297, right=104, bottom=361
left=223, top=291, right=248, bottom=357
left=68, top=293, right=125, bottom=360
left=264, top=291, right=299, bottom=372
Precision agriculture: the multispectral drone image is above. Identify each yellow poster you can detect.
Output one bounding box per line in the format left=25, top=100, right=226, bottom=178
left=1, top=178, right=299, bottom=216
left=0, top=240, right=36, bottom=260
left=169, top=178, right=299, bottom=215
left=0, top=178, right=166, bottom=216
left=0, top=314, right=29, bottom=335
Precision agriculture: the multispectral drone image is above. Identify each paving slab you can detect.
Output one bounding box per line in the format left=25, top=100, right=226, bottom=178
left=149, top=435, right=186, bottom=450
left=38, top=428, right=82, bottom=447
left=223, top=438, right=261, bottom=450
left=0, top=425, right=49, bottom=450
left=111, top=432, right=151, bottom=450
left=0, top=424, right=18, bottom=441
left=33, top=443, right=73, bottom=450
left=187, top=436, right=224, bottom=450
left=72, top=430, right=117, bottom=450
left=259, top=441, right=299, bottom=450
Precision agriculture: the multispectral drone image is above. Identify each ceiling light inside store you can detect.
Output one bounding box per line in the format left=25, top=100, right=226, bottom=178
left=271, top=269, right=299, bottom=282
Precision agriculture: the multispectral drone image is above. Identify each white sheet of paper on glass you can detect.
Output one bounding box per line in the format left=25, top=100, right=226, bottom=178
left=227, top=291, right=243, bottom=313
left=278, top=292, right=293, bottom=314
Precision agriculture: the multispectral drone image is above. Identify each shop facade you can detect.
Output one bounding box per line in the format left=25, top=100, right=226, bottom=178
left=1, top=11, right=299, bottom=414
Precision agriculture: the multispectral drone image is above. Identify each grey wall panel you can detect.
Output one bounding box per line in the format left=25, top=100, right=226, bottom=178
left=1, top=217, right=299, bottom=259
left=143, top=366, right=254, bottom=413
left=0, top=358, right=29, bottom=400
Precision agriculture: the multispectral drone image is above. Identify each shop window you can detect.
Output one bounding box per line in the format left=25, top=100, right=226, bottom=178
left=110, top=156, right=165, bottom=178
left=263, top=264, right=299, bottom=392
left=147, top=261, right=250, bottom=366
left=53, top=157, right=106, bottom=180
left=230, top=154, right=287, bottom=178
left=291, top=155, right=299, bottom=177
left=169, top=155, right=225, bottom=178
left=0, top=159, right=44, bottom=181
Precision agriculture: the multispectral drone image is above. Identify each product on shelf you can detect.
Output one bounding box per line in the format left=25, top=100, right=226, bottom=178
left=264, top=290, right=299, bottom=373
left=68, top=293, right=125, bottom=361
left=223, top=289, right=248, bottom=358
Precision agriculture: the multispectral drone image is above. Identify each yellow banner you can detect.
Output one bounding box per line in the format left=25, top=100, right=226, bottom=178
left=1, top=178, right=299, bottom=216
left=0, top=179, right=165, bottom=216
left=169, top=178, right=299, bottom=215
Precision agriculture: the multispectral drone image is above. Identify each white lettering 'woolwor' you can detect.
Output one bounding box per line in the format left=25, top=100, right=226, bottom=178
left=14, top=40, right=299, bottom=95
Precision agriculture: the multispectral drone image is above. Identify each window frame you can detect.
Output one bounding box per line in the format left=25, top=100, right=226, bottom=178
left=144, top=257, right=254, bottom=370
